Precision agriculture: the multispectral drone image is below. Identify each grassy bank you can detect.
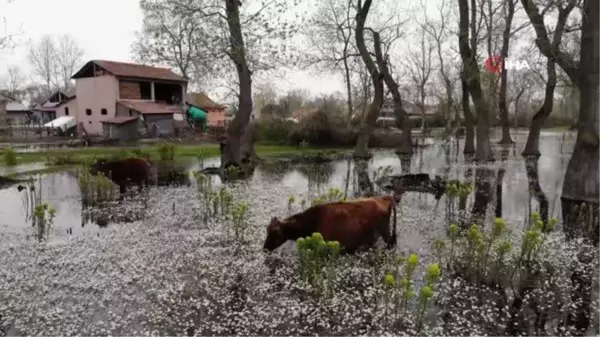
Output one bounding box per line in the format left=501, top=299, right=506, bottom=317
left=1, top=143, right=351, bottom=167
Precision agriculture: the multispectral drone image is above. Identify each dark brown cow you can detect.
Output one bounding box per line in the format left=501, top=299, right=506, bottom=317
left=263, top=195, right=398, bottom=254
left=89, top=157, right=153, bottom=195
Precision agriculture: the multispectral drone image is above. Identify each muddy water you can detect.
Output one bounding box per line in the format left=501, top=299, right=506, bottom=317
left=0, top=131, right=574, bottom=242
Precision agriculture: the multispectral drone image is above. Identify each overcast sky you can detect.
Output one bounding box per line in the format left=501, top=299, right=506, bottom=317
left=0, top=0, right=346, bottom=100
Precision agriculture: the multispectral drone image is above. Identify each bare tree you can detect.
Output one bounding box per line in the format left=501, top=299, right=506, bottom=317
left=1, top=65, right=25, bottom=100
left=522, top=1, right=578, bottom=155
left=497, top=0, right=517, bottom=144
left=160, top=0, right=301, bottom=171
left=55, top=34, right=84, bottom=90
left=27, top=34, right=83, bottom=91
left=133, top=0, right=209, bottom=87
left=353, top=0, right=384, bottom=158
left=420, top=0, right=459, bottom=134
left=405, top=25, right=435, bottom=134
left=563, top=0, right=598, bottom=242
left=458, top=0, right=493, bottom=161
left=304, top=0, right=357, bottom=124
left=372, top=30, right=413, bottom=154
left=28, top=35, right=56, bottom=92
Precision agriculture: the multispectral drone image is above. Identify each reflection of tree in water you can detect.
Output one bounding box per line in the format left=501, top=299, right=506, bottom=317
left=353, top=159, right=374, bottom=197
left=297, top=162, right=335, bottom=192
left=495, top=147, right=510, bottom=218
left=470, top=165, right=494, bottom=226
left=524, top=156, right=549, bottom=223
left=396, top=153, right=413, bottom=174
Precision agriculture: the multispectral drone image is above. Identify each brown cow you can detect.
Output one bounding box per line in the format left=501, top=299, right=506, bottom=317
left=89, top=157, right=153, bottom=195
left=263, top=195, right=398, bottom=254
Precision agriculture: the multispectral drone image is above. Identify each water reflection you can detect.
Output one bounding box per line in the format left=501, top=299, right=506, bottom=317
left=0, top=131, right=574, bottom=239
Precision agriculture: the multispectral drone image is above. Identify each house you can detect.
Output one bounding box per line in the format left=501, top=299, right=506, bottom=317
left=70, top=59, right=187, bottom=137
left=185, top=92, right=227, bottom=127
left=31, top=89, right=75, bottom=123
left=0, top=93, right=31, bottom=123
left=101, top=116, right=139, bottom=142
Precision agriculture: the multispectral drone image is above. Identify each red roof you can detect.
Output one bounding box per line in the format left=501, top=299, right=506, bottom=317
left=72, top=60, right=187, bottom=82
left=101, top=116, right=138, bottom=125
left=186, top=92, right=227, bottom=110
left=118, top=100, right=181, bottom=115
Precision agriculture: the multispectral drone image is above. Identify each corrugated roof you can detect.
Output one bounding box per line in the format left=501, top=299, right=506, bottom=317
left=72, top=60, right=187, bottom=82
left=101, top=116, right=138, bottom=125
left=118, top=100, right=182, bottom=115
left=186, top=92, right=227, bottom=110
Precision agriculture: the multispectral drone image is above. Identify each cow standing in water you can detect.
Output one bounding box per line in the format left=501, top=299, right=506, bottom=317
left=89, top=157, right=153, bottom=196
left=263, top=195, right=399, bottom=254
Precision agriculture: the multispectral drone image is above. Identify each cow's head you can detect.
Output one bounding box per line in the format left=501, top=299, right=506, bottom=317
left=263, top=217, right=288, bottom=252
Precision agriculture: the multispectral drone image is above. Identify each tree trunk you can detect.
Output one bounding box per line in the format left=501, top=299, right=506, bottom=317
left=458, top=0, right=493, bottom=162
left=372, top=31, right=412, bottom=154
left=461, top=71, right=475, bottom=154
left=524, top=156, right=549, bottom=223
left=523, top=1, right=576, bottom=156
left=353, top=0, right=383, bottom=159
left=343, top=51, right=353, bottom=127
left=522, top=58, right=556, bottom=156
left=498, top=0, right=515, bottom=144
left=561, top=0, right=599, bottom=245
left=558, top=124, right=597, bottom=336
left=495, top=148, right=509, bottom=218
left=220, top=0, right=254, bottom=172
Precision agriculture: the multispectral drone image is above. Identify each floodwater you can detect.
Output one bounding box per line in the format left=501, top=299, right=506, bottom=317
left=2, top=130, right=594, bottom=336
left=0, top=130, right=574, bottom=240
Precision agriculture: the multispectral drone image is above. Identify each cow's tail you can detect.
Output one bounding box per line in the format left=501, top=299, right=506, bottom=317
left=391, top=194, right=398, bottom=246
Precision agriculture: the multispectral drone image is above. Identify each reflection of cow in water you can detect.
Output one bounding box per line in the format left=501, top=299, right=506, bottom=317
left=90, top=158, right=153, bottom=195
left=263, top=195, right=398, bottom=254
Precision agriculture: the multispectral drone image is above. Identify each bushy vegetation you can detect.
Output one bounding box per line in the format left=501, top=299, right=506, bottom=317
left=3, top=146, right=17, bottom=166
left=77, top=169, right=119, bottom=205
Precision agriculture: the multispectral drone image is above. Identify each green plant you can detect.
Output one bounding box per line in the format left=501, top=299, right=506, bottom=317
left=156, top=142, right=176, bottom=161
left=445, top=181, right=473, bottom=198
left=77, top=169, right=118, bottom=205
left=311, top=186, right=345, bottom=206
left=435, top=214, right=558, bottom=286
left=45, top=152, right=79, bottom=166
left=296, top=232, right=340, bottom=295
left=3, top=146, right=17, bottom=166
left=33, top=203, right=56, bottom=241
left=288, top=195, right=296, bottom=214
left=380, top=253, right=441, bottom=330
left=229, top=201, right=250, bottom=243
left=131, top=148, right=151, bottom=159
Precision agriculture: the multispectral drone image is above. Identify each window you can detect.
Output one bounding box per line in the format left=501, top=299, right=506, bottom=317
left=139, top=82, right=152, bottom=100
left=64, top=107, right=69, bottom=115
left=88, top=121, right=92, bottom=124
left=128, top=109, right=133, bottom=117
left=101, top=108, right=107, bottom=115
left=86, top=109, right=92, bottom=116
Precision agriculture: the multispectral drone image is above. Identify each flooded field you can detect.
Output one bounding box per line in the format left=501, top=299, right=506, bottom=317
left=0, top=131, right=598, bottom=336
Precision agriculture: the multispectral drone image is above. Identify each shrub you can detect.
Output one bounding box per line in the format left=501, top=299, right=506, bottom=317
left=3, top=146, right=17, bottom=166
left=45, top=152, right=79, bottom=166
left=256, top=119, right=291, bottom=144
left=33, top=202, right=56, bottom=241
left=297, top=232, right=341, bottom=295
left=77, top=169, right=118, bottom=205
left=289, top=109, right=335, bottom=146
left=156, top=142, right=176, bottom=161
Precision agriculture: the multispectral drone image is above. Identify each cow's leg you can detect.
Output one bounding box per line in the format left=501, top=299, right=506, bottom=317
left=119, top=184, right=127, bottom=200
left=377, top=217, right=396, bottom=249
